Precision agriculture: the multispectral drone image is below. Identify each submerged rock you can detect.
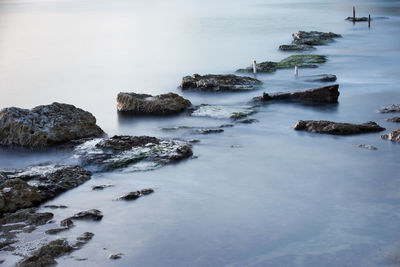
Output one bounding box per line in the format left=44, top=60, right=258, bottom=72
left=254, top=84, right=339, bottom=104
left=0, top=102, right=104, bottom=148
left=346, top=17, right=369, bottom=22
left=109, top=253, right=124, bottom=260
left=237, top=55, right=326, bottom=73
left=43, top=205, right=68, bottom=209
left=381, top=128, right=400, bottom=143
left=196, top=128, right=224, bottom=134
left=119, top=189, right=154, bottom=201
left=387, top=117, right=400, bottom=123
left=73, top=136, right=193, bottom=172
left=294, top=120, right=385, bottom=135
left=92, top=184, right=115, bottom=190
left=378, top=104, right=400, bottom=113
left=291, top=31, right=341, bottom=46
left=279, top=44, right=315, bottom=51
left=18, top=232, right=94, bottom=267
left=305, top=74, right=337, bottom=82
left=358, top=144, right=378, bottom=151
left=181, top=74, right=262, bottom=92
left=117, top=92, right=191, bottom=115
left=190, top=105, right=256, bottom=121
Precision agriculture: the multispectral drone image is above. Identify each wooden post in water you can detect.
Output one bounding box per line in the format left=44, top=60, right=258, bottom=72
left=253, top=60, right=257, bottom=74
left=353, top=6, right=355, bottom=21
left=294, top=65, right=298, bottom=77
left=368, top=14, right=371, bottom=27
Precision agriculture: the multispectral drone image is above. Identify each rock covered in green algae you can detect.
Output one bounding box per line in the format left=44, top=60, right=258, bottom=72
left=279, top=31, right=341, bottom=51
left=254, top=84, right=340, bottom=104
left=73, top=136, right=193, bottom=172
left=181, top=74, right=262, bottom=92
left=0, top=102, right=104, bottom=148
left=237, top=55, right=326, bottom=73
left=279, top=44, right=316, bottom=51
left=117, top=92, right=191, bottom=115
left=294, top=120, right=385, bottom=135
left=381, top=128, right=400, bottom=143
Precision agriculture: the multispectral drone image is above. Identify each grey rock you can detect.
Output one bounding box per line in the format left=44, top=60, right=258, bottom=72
left=117, top=92, right=191, bottom=115
left=387, top=117, right=400, bottom=123
left=0, top=102, right=104, bottom=148
left=196, top=128, right=224, bottom=134
left=109, top=253, right=124, bottom=260
left=358, top=144, right=378, bottom=151
left=294, top=120, right=385, bottom=135
left=69, top=209, right=103, bottom=221
left=378, top=104, right=400, bottom=113
left=0, top=179, right=42, bottom=214
left=305, top=74, right=337, bottom=82
left=254, top=84, right=340, bottom=104
left=381, top=128, right=400, bottom=143
left=92, top=184, right=115, bottom=190
left=43, top=205, right=68, bottom=209
left=181, top=74, right=261, bottom=92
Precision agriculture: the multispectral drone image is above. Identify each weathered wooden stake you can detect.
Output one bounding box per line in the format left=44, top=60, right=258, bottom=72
left=368, top=14, right=371, bottom=27
left=253, top=60, right=257, bottom=74
left=294, top=65, right=298, bottom=77
left=353, top=6, right=355, bottom=21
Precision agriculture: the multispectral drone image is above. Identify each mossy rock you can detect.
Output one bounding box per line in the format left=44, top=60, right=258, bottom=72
left=237, top=55, right=326, bottom=73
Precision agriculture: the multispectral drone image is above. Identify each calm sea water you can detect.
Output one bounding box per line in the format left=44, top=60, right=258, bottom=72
left=0, top=0, right=400, bottom=266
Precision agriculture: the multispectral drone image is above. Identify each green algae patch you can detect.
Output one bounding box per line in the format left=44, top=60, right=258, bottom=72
left=237, top=54, right=327, bottom=73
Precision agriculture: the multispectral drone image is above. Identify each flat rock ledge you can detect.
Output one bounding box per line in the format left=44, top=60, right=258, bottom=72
left=117, top=92, right=191, bottom=115
left=237, top=55, right=326, bottom=73
left=346, top=17, right=369, bottom=22
left=0, top=102, right=104, bottom=148
left=294, top=120, right=385, bottom=135
left=0, top=165, right=91, bottom=214
left=381, top=128, right=400, bottom=143
left=181, top=74, right=261, bottom=92
left=254, top=84, right=339, bottom=104
left=74, top=135, right=193, bottom=172
left=280, top=31, right=341, bottom=51
left=305, top=74, right=337, bottom=82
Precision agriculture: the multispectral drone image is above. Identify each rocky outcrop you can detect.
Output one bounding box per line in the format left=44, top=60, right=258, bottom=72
left=74, top=136, right=193, bottom=172
left=18, top=232, right=94, bottom=267
left=0, top=165, right=91, bottom=214
left=294, top=120, right=385, bottom=135
left=181, top=74, right=262, bottom=92
left=381, top=128, right=400, bottom=143
left=387, top=117, right=400, bottom=123
left=378, top=104, right=400, bottom=113
left=254, top=84, right=339, bottom=104
left=237, top=55, right=326, bottom=73
left=279, top=31, right=341, bottom=51
left=0, top=102, right=104, bottom=148
left=117, top=92, right=191, bottom=115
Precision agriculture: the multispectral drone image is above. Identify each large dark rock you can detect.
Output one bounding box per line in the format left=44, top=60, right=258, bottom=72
left=237, top=55, right=326, bottom=73
left=118, top=189, right=154, bottom=201
left=254, top=84, right=340, bottom=104
left=381, top=128, right=400, bottom=143
left=117, top=92, right=191, bottom=115
left=0, top=165, right=91, bottom=214
left=294, top=120, right=385, bottom=135
left=74, top=135, right=193, bottom=172
left=0, top=102, right=104, bottom=148
left=69, top=209, right=103, bottom=221
left=181, top=74, right=261, bottom=92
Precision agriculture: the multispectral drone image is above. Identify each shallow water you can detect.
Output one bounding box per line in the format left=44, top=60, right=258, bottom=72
left=0, top=0, right=400, bottom=266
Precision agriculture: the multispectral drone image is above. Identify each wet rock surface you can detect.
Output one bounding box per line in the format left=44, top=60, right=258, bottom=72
left=74, top=135, right=193, bottom=172
left=92, top=184, right=115, bottom=190
left=358, top=144, right=378, bottom=151
left=0, top=165, right=91, bottom=214
left=190, top=104, right=257, bottom=121
left=0, top=208, right=53, bottom=251
left=237, top=55, right=326, bottom=73
left=17, top=232, right=94, bottom=267
left=117, top=92, right=191, bottom=115
left=387, top=117, right=400, bottom=123
left=279, top=44, right=315, bottom=51
left=68, top=209, right=103, bottom=221
left=181, top=74, right=262, bottom=92
left=0, top=102, right=104, bottom=148
left=381, top=128, right=400, bottom=143
left=346, top=17, right=369, bottom=22
left=305, top=74, right=337, bottom=82
left=254, top=84, right=339, bottom=104
left=294, top=120, right=385, bottom=135
left=378, top=104, right=400, bottom=113
left=109, top=253, right=124, bottom=260
left=291, top=31, right=341, bottom=46
left=119, top=188, right=154, bottom=201
left=43, top=205, right=68, bottom=209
